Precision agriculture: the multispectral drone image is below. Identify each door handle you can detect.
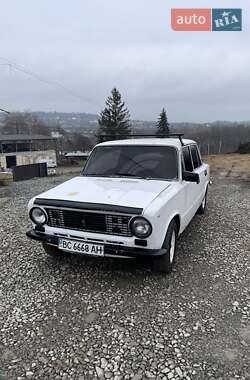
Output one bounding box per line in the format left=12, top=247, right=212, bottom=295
left=204, top=170, right=207, bottom=176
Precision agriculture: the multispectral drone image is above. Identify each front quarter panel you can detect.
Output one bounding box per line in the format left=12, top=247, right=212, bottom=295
left=143, top=182, right=186, bottom=249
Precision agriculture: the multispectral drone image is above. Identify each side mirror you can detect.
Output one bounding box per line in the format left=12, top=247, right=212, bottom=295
left=182, top=171, right=200, bottom=184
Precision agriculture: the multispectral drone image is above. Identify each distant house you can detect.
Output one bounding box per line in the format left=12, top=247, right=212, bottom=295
left=51, top=131, right=63, bottom=139
left=0, top=134, right=57, bottom=169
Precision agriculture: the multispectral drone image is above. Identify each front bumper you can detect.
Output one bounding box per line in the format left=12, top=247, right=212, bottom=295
left=26, top=229, right=167, bottom=258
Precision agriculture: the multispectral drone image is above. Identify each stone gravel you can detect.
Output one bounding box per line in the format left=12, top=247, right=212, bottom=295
left=0, top=175, right=249, bottom=380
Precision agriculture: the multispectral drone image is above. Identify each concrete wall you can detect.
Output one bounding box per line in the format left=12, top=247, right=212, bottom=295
left=0, top=172, right=13, bottom=186
left=0, top=150, right=56, bottom=169
left=0, top=155, right=6, bottom=168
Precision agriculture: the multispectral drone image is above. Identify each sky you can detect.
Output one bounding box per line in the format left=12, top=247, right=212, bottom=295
left=0, top=0, right=249, bottom=122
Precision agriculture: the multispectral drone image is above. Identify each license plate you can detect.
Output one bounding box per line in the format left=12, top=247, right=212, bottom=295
left=58, top=238, right=104, bottom=257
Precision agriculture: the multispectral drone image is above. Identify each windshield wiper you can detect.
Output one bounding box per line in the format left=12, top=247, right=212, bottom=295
left=113, top=172, right=144, bottom=178
left=84, top=174, right=100, bottom=177
left=83, top=174, right=111, bottom=178
left=84, top=173, right=152, bottom=179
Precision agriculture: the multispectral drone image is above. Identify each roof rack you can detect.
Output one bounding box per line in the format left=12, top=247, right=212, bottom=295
left=99, top=134, right=185, bottom=146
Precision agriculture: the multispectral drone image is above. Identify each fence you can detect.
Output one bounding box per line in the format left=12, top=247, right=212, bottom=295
left=12, top=163, right=47, bottom=182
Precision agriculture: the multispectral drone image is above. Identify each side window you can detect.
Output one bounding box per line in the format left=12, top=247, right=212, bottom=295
left=182, top=147, right=193, bottom=172
left=196, top=146, right=202, bottom=166
left=190, top=145, right=202, bottom=169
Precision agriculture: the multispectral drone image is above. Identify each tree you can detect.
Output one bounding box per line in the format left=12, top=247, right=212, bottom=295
left=97, top=88, right=131, bottom=142
left=2, top=112, right=50, bottom=136
left=156, top=108, right=170, bottom=136
left=68, top=133, right=93, bottom=151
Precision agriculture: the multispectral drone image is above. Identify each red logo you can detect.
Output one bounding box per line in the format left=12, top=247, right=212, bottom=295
left=171, top=9, right=211, bottom=31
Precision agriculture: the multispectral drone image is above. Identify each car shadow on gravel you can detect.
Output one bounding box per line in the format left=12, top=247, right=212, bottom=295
left=45, top=251, right=153, bottom=277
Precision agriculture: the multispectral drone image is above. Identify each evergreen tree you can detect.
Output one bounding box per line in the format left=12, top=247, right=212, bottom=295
left=97, top=88, right=131, bottom=142
left=156, top=108, right=170, bottom=136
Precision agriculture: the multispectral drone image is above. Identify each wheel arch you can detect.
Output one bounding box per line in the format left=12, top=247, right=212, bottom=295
left=162, top=213, right=181, bottom=243
left=173, top=214, right=181, bottom=236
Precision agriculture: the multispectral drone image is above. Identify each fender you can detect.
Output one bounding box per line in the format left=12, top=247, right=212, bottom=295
left=161, top=212, right=181, bottom=244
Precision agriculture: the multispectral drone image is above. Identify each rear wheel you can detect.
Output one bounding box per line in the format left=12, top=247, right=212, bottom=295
left=152, top=220, right=178, bottom=274
left=42, top=242, right=61, bottom=256
left=197, top=188, right=208, bottom=215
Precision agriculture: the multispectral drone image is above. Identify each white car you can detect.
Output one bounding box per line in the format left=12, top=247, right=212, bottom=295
left=26, top=135, right=210, bottom=273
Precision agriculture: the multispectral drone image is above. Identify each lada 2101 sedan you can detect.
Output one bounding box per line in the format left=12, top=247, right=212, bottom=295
left=26, top=134, right=210, bottom=273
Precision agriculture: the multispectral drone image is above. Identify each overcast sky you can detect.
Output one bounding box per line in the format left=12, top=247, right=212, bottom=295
left=0, top=0, right=249, bottom=122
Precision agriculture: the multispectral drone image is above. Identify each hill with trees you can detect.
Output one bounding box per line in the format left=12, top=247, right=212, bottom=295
left=1, top=111, right=249, bottom=155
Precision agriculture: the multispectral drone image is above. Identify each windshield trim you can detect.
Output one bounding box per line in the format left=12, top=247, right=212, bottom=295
left=82, top=175, right=178, bottom=182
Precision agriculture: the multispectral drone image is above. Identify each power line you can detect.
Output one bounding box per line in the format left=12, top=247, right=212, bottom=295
left=0, top=56, right=100, bottom=109
left=0, top=108, right=10, bottom=114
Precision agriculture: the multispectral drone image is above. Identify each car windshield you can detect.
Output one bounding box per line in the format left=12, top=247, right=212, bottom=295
left=83, top=145, right=178, bottom=180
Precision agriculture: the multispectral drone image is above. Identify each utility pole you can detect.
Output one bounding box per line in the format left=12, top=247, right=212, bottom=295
left=218, top=139, right=222, bottom=154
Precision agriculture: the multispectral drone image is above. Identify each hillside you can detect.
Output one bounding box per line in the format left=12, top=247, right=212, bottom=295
left=0, top=111, right=249, bottom=155
left=205, top=154, right=250, bottom=179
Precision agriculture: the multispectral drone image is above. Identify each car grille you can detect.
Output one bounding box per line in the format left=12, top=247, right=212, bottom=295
left=45, top=208, right=133, bottom=237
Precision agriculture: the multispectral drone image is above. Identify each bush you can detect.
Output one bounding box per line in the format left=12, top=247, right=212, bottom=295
left=237, top=142, right=250, bottom=154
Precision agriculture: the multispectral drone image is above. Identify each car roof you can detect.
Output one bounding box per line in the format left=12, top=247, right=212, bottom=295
left=96, top=138, right=196, bottom=149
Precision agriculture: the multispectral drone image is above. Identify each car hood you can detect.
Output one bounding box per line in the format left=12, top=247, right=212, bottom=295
left=34, top=176, right=172, bottom=211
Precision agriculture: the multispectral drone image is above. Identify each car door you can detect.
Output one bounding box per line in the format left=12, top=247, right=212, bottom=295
left=190, top=144, right=208, bottom=204
left=182, top=146, right=199, bottom=225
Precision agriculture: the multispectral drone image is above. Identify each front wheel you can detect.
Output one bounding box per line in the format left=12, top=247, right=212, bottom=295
left=152, top=220, right=178, bottom=274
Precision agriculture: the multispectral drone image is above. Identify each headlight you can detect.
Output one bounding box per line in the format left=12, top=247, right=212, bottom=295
left=130, top=217, right=152, bottom=238
left=30, top=207, right=47, bottom=225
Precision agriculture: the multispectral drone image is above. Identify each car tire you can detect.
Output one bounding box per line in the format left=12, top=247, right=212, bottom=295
left=197, top=188, right=208, bottom=215
left=42, top=242, right=61, bottom=256
left=152, top=220, right=178, bottom=274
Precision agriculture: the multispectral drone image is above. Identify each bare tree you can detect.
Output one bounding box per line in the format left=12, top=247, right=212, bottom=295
left=66, top=133, right=93, bottom=152
left=2, top=112, right=50, bottom=136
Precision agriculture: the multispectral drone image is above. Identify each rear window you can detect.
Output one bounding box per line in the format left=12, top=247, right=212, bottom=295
left=190, top=145, right=202, bottom=169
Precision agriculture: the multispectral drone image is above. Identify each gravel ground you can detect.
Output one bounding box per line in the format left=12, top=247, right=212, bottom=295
left=0, top=176, right=249, bottom=380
